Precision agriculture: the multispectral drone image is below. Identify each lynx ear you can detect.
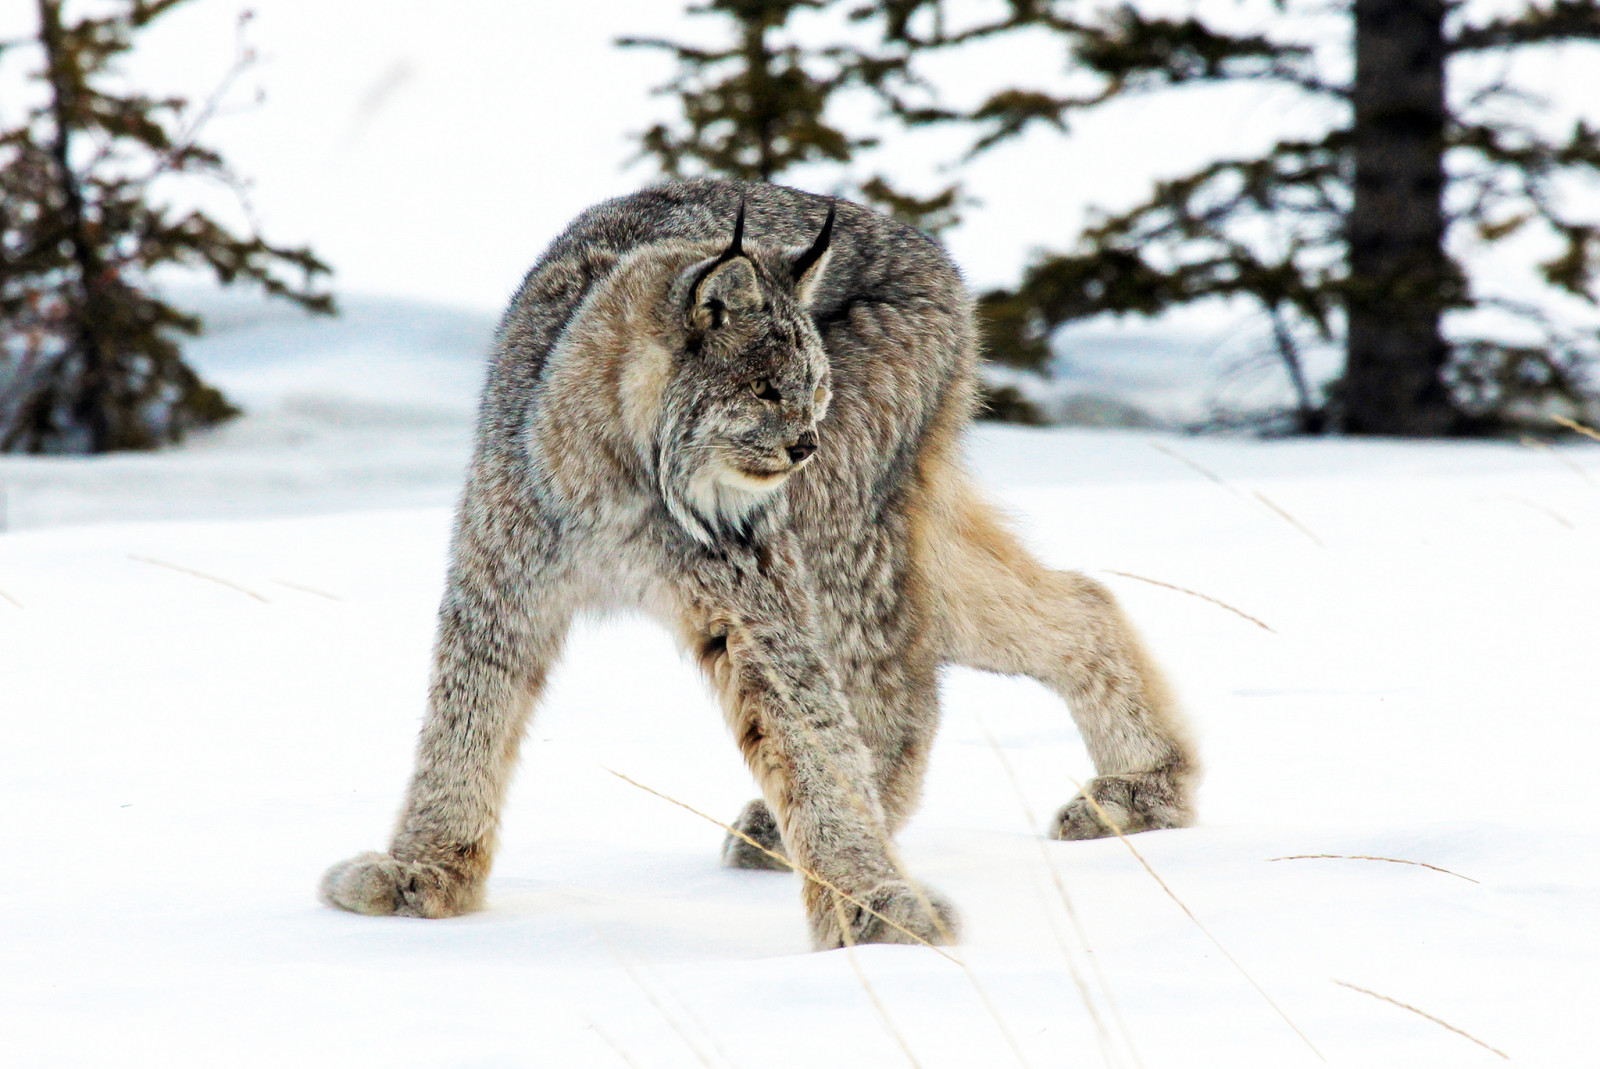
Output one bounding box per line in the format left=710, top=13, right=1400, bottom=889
left=685, top=201, right=760, bottom=331
left=789, top=202, right=835, bottom=307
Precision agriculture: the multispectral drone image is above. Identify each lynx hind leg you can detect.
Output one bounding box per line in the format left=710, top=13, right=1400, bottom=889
left=722, top=798, right=791, bottom=871
left=918, top=469, right=1200, bottom=840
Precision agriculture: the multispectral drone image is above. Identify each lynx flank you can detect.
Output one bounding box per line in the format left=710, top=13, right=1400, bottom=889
left=320, top=180, right=1199, bottom=949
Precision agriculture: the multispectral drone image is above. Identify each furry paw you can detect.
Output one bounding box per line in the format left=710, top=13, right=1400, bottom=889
left=319, top=851, right=482, bottom=918
left=811, top=879, right=961, bottom=949
left=722, top=799, right=791, bottom=871
left=1050, top=771, right=1194, bottom=841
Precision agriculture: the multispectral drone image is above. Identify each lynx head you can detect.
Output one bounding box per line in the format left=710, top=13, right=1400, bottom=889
left=649, top=202, right=836, bottom=545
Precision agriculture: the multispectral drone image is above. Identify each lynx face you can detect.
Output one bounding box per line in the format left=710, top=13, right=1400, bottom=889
left=655, top=206, right=835, bottom=544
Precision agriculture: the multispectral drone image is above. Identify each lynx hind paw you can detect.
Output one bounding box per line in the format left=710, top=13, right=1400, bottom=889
left=319, top=851, right=480, bottom=918
left=1050, top=772, right=1194, bottom=841
left=813, top=880, right=962, bottom=950
left=722, top=799, right=791, bottom=871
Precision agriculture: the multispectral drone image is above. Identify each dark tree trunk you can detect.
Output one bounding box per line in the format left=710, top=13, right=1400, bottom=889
left=1343, top=0, right=1458, bottom=435
left=38, top=0, right=115, bottom=452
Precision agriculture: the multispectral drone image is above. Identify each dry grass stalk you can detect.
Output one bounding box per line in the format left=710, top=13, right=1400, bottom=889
left=1250, top=490, right=1326, bottom=547
left=581, top=1014, right=645, bottom=1069
left=1103, top=570, right=1276, bottom=633
left=833, top=900, right=926, bottom=1069
left=601, top=766, right=959, bottom=963
left=975, top=715, right=1141, bottom=1069
left=127, top=553, right=268, bottom=602
left=605, top=763, right=1036, bottom=1068
left=1552, top=415, right=1600, bottom=443
left=1333, top=980, right=1509, bottom=1060
left=1519, top=435, right=1597, bottom=485
left=1480, top=495, right=1576, bottom=529
left=0, top=586, right=22, bottom=609
left=1267, top=854, right=1479, bottom=883
left=784, top=720, right=1034, bottom=1069
left=1150, top=442, right=1325, bottom=546
left=272, top=577, right=342, bottom=600
left=603, top=941, right=721, bottom=1069
left=1071, top=781, right=1326, bottom=1062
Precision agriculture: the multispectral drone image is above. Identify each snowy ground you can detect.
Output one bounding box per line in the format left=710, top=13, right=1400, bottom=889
left=3, top=297, right=1599, bottom=1068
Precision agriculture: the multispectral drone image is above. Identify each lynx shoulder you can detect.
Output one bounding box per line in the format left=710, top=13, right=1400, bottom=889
left=320, top=179, right=1199, bottom=948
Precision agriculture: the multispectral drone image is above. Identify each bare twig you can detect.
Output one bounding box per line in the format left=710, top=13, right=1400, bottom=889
left=1071, top=782, right=1326, bottom=1062
left=1268, top=854, right=1479, bottom=883
left=127, top=554, right=268, bottom=602
left=1103, top=571, right=1275, bottom=633
left=1334, top=980, right=1509, bottom=1060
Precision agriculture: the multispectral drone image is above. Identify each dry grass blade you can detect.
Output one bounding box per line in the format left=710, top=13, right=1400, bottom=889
left=1552, top=415, right=1600, bottom=444
left=1481, top=494, right=1576, bottom=529
left=0, top=586, right=22, bottom=609
left=600, top=766, right=959, bottom=964
left=128, top=554, right=268, bottom=602
left=1250, top=490, right=1326, bottom=547
left=1103, top=570, right=1275, bottom=633
left=975, top=716, right=1139, bottom=1069
left=1334, top=980, right=1509, bottom=1060
left=1149, top=442, right=1241, bottom=496
left=272, top=577, right=342, bottom=600
left=1151, top=443, right=1325, bottom=546
left=781, top=721, right=1034, bottom=1069
left=1520, top=435, right=1597, bottom=485
left=602, top=942, right=720, bottom=1069
left=834, top=901, right=925, bottom=1069
left=1072, top=783, right=1326, bottom=1062
left=582, top=1014, right=645, bottom=1069
left=1268, top=854, right=1479, bottom=883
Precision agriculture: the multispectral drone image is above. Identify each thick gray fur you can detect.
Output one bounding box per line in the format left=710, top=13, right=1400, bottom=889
left=320, top=179, right=1200, bottom=949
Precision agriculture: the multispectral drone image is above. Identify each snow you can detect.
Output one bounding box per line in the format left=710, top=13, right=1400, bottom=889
left=3, top=294, right=1599, bottom=1067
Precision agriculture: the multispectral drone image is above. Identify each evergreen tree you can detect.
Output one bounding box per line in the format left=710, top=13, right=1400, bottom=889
left=855, top=0, right=1600, bottom=434
left=0, top=1, right=333, bottom=455
left=618, top=0, right=961, bottom=231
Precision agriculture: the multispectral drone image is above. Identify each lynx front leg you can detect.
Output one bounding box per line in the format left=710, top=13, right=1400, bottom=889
left=921, top=476, right=1200, bottom=840
left=683, top=545, right=958, bottom=949
left=321, top=488, right=573, bottom=917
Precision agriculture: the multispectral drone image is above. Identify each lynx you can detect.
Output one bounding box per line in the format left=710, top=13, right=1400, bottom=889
left=321, top=179, right=1199, bottom=949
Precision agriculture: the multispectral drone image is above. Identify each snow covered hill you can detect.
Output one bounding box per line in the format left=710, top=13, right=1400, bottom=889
left=3, top=294, right=1598, bottom=1067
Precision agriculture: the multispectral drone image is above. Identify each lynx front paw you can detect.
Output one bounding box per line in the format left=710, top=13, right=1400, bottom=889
left=1050, top=771, right=1194, bottom=841
left=811, top=879, right=961, bottom=950
left=319, top=851, right=482, bottom=918
left=722, top=799, right=791, bottom=871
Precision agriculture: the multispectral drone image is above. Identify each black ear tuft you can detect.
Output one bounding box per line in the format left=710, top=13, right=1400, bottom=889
left=791, top=201, right=836, bottom=284
left=714, top=199, right=747, bottom=270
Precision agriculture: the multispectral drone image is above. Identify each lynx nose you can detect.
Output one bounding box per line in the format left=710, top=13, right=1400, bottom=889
left=787, top=432, right=818, bottom=465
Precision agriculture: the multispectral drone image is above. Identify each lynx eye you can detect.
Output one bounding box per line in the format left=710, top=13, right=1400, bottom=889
left=751, top=378, right=782, bottom=402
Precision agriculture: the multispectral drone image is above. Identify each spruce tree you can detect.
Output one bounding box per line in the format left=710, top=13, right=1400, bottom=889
left=0, top=1, right=333, bottom=455
left=619, top=0, right=961, bottom=231
left=855, top=0, right=1600, bottom=434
